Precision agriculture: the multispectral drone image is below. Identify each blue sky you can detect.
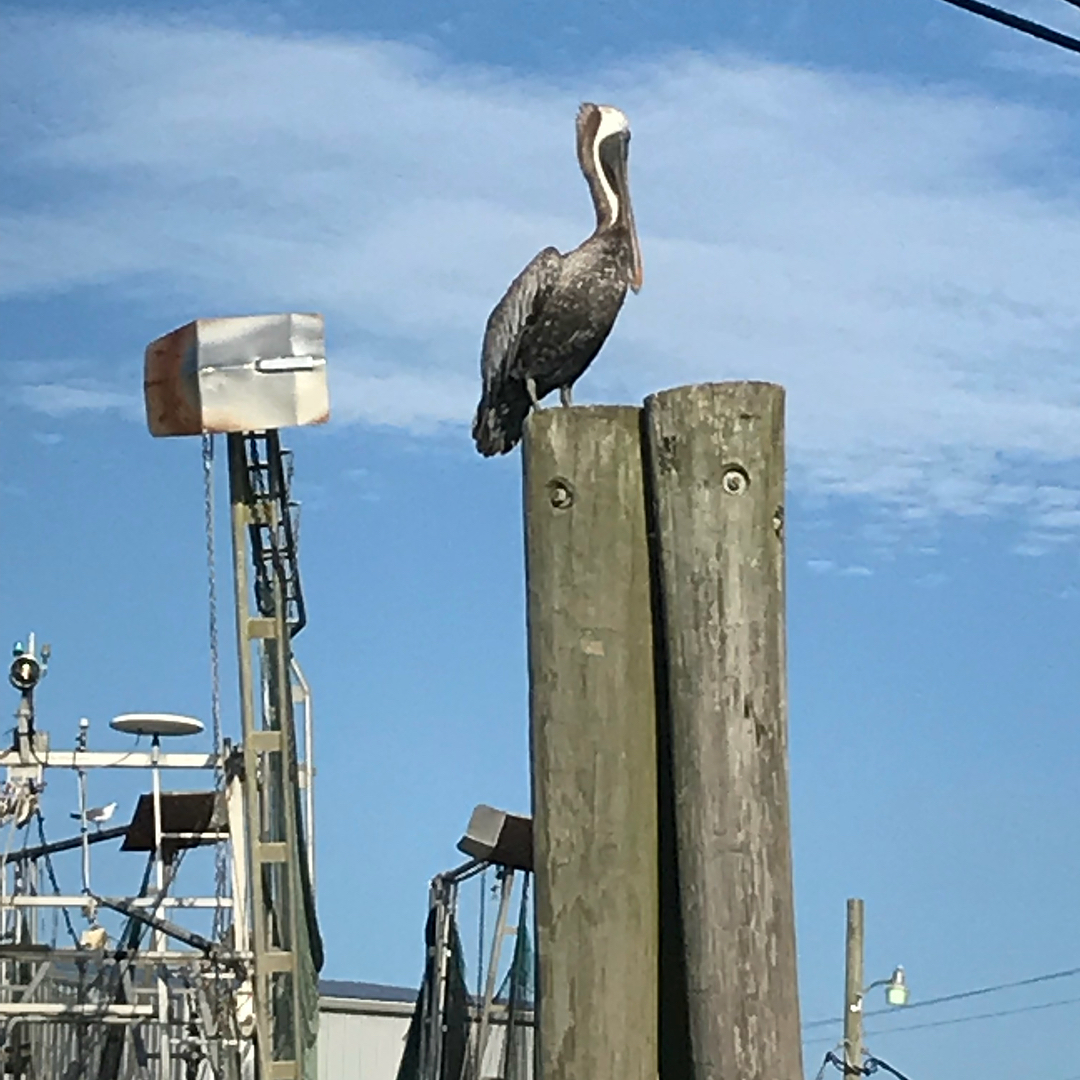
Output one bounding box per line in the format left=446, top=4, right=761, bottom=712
left=3, top=1, right=1080, bottom=1077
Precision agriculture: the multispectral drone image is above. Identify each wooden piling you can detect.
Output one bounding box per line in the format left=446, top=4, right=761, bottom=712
left=522, top=406, right=659, bottom=1080
left=644, top=382, right=802, bottom=1080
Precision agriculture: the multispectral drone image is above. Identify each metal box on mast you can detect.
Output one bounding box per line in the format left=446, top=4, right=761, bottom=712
left=145, top=312, right=329, bottom=1080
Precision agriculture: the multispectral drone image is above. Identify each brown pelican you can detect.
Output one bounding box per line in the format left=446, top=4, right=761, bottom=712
left=472, top=102, right=643, bottom=456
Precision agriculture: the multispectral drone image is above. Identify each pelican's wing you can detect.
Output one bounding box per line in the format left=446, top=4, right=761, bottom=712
left=480, top=247, right=562, bottom=390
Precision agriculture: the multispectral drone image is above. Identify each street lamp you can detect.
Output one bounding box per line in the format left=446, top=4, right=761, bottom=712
left=884, top=966, right=909, bottom=1007
left=853, top=965, right=910, bottom=1012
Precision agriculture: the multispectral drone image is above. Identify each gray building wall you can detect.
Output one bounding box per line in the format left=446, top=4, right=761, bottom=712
left=317, top=982, right=533, bottom=1080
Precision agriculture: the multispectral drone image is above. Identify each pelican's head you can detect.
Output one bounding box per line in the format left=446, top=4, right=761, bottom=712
left=576, top=102, right=643, bottom=293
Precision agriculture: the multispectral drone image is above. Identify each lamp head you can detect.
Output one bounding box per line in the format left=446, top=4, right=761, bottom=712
left=885, top=965, right=909, bottom=1007
left=9, top=653, right=41, bottom=693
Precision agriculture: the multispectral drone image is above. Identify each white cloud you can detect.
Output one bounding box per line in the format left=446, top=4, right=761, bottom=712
left=805, top=559, right=873, bottom=578
left=5, top=12, right=1080, bottom=537
left=330, top=367, right=477, bottom=430
left=16, top=380, right=140, bottom=419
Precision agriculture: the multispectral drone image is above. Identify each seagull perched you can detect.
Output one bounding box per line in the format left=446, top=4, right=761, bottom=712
left=472, top=102, right=643, bottom=456
left=71, top=802, right=117, bottom=829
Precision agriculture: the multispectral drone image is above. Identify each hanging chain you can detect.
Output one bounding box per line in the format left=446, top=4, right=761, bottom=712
left=204, top=434, right=240, bottom=1055
left=202, top=433, right=223, bottom=763
left=203, top=434, right=230, bottom=964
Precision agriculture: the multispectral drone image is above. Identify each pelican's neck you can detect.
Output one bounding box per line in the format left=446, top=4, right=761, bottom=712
left=590, top=148, right=619, bottom=230
left=578, top=107, right=629, bottom=232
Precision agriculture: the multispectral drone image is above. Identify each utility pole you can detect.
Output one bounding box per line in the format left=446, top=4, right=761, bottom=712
left=844, top=898, right=865, bottom=1076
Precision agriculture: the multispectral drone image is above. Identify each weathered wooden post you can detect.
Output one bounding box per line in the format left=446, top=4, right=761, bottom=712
left=644, top=382, right=802, bottom=1080
left=522, top=406, right=659, bottom=1080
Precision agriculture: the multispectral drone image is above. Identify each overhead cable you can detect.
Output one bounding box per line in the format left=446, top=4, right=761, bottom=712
left=806, top=993, right=1080, bottom=1045
left=864, top=994, right=1080, bottom=1037
left=931, top=0, right=1080, bottom=54
left=803, top=964, right=1080, bottom=1029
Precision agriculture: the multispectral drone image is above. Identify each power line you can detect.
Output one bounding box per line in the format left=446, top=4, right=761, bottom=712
left=864, top=994, right=1080, bottom=1038
left=806, top=993, right=1080, bottom=1045
left=932, top=0, right=1080, bottom=54
left=803, top=964, right=1080, bottom=1029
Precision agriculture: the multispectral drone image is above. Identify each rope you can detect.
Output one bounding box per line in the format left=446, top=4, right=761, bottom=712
left=34, top=812, right=79, bottom=947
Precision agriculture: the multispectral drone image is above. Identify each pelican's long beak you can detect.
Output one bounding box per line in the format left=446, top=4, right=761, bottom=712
left=608, top=133, right=643, bottom=293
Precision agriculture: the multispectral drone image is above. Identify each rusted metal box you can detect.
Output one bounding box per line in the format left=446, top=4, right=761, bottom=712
left=144, top=313, right=330, bottom=436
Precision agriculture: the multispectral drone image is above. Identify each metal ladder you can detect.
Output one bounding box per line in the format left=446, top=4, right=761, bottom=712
left=228, top=431, right=318, bottom=1080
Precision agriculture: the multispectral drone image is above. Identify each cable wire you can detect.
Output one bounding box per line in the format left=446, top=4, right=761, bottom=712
left=821, top=1051, right=855, bottom=1076
left=865, top=1056, right=913, bottom=1080
left=806, top=993, right=1080, bottom=1045
left=931, top=0, right=1080, bottom=54
left=864, top=994, right=1080, bottom=1037
left=814, top=1048, right=845, bottom=1080
left=820, top=1050, right=914, bottom=1080
left=803, top=964, right=1080, bottom=1028
left=34, top=811, right=80, bottom=947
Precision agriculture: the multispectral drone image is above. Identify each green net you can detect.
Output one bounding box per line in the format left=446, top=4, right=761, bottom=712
left=501, top=877, right=533, bottom=1080
left=396, top=907, right=470, bottom=1080
left=294, top=776, right=323, bottom=1080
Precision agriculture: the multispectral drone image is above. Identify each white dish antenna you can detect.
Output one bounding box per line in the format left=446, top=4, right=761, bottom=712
left=110, top=713, right=205, bottom=738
